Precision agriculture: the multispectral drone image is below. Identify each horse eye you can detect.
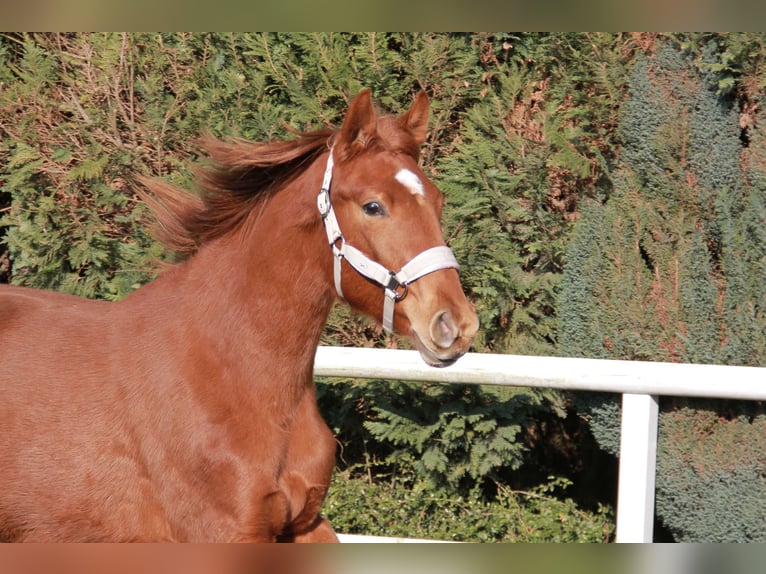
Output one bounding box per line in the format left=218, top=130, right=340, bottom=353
left=362, top=201, right=386, bottom=217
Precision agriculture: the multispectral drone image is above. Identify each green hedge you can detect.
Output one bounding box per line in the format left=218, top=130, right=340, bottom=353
left=559, top=38, right=766, bottom=541
left=324, top=468, right=613, bottom=542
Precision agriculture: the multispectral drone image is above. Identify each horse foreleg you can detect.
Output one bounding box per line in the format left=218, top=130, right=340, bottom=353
left=278, top=390, right=338, bottom=543
left=290, top=517, right=338, bottom=543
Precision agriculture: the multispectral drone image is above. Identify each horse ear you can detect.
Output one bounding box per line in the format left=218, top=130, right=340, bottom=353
left=337, top=89, right=377, bottom=153
left=398, top=91, right=430, bottom=146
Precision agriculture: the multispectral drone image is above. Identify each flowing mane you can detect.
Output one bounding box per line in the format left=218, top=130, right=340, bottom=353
left=139, top=105, right=424, bottom=261
left=139, top=127, right=334, bottom=259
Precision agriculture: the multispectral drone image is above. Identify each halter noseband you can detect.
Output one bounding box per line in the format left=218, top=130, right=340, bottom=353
left=317, top=150, right=460, bottom=334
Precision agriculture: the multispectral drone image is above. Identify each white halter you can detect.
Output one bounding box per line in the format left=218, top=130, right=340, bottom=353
left=317, top=150, right=460, bottom=333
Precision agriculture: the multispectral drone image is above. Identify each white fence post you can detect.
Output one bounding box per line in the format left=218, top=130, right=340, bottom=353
left=615, top=393, right=659, bottom=543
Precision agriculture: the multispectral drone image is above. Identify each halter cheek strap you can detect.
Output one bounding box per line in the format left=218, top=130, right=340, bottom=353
left=317, top=150, right=460, bottom=334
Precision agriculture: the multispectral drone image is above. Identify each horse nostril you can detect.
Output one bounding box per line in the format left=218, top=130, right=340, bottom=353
left=430, top=310, right=457, bottom=350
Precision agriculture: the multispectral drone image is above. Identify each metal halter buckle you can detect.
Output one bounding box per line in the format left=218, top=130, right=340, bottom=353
left=385, top=272, right=408, bottom=302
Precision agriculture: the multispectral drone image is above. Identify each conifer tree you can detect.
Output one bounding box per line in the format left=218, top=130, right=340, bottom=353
left=559, top=38, right=766, bottom=541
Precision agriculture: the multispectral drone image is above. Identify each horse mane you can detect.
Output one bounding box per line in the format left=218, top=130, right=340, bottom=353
left=138, top=104, right=421, bottom=262
left=138, top=127, right=334, bottom=260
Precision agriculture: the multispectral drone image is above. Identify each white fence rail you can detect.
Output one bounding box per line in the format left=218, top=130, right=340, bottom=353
left=313, top=346, right=766, bottom=543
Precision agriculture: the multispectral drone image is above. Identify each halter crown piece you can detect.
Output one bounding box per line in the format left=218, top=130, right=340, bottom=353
left=317, top=150, right=461, bottom=334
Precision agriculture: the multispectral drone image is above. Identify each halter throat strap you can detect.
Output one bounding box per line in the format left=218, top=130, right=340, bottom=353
left=317, top=150, right=460, bottom=334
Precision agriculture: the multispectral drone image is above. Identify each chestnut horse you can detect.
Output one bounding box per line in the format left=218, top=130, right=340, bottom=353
left=0, top=90, right=478, bottom=542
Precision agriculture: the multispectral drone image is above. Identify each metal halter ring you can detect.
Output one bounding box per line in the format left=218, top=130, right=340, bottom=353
left=385, top=272, right=409, bottom=302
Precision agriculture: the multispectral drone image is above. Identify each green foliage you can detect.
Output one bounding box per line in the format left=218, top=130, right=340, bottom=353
left=715, top=92, right=766, bottom=366
left=318, top=378, right=566, bottom=493
left=364, top=382, right=556, bottom=492
left=678, top=33, right=766, bottom=96
left=324, top=467, right=613, bottom=542
left=559, top=37, right=766, bottom=540
left=656, top=406, right=766, bottom=542
left=0, top=34, right=163, bottom=298
left=438, top=32, right=628, bottom=356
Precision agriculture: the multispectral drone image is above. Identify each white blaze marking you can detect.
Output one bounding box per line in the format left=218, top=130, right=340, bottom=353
left=395, top=169, right=425, bottom=197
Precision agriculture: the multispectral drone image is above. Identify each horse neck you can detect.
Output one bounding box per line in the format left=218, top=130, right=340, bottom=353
left=237, top=175, right=335, bottom=360
left=160, top=164, right=334, bottom=386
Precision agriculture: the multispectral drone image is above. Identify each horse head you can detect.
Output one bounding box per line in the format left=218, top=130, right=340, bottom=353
left=319, top=89, right=479, bottom=367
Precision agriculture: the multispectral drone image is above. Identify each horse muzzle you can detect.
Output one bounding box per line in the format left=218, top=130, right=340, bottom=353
left=410, top=303, right=479, bottom=368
